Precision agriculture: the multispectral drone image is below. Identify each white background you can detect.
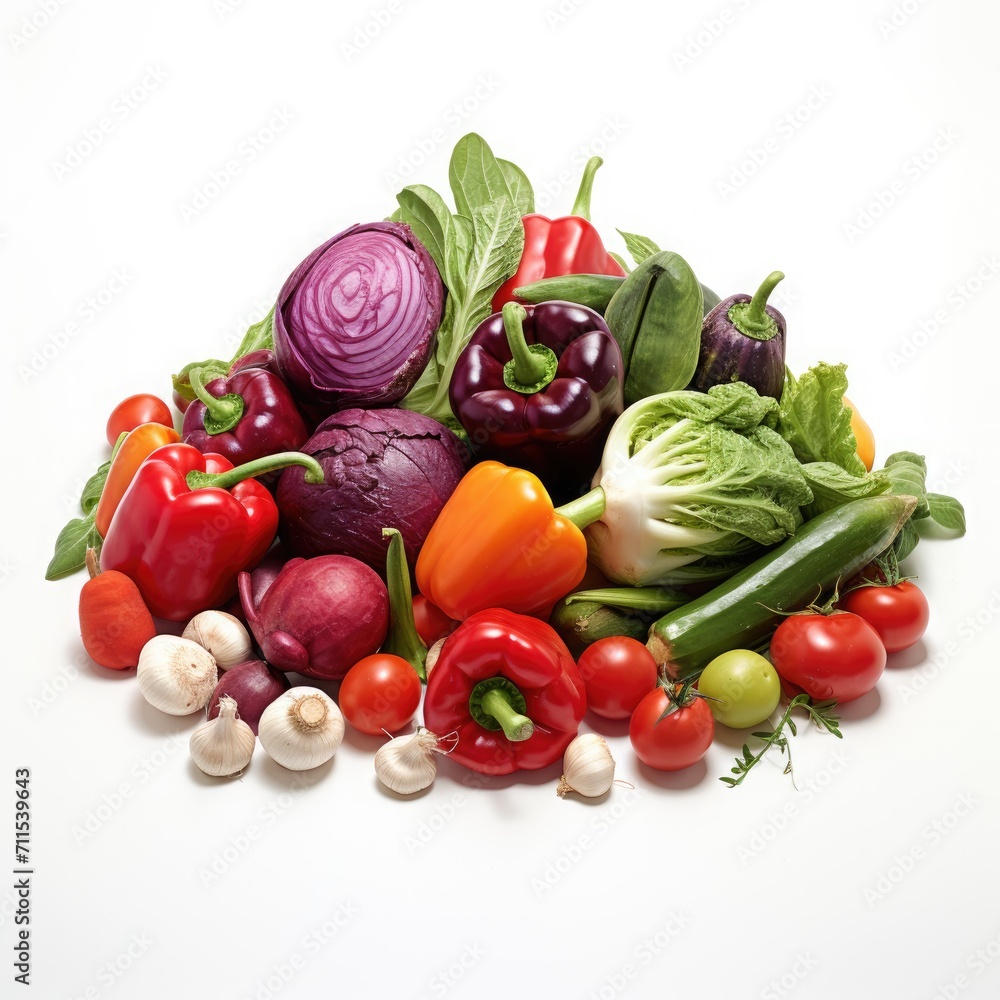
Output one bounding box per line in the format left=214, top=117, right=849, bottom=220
left=2, top=1, right=996, bottom=998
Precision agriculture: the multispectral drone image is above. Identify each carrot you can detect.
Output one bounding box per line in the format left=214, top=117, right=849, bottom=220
left=79, top=549, right=156, bottom=669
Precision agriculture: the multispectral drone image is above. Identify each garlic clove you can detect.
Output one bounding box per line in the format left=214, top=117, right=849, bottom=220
left=557, top=733, right=616, bottom=798
left=182, top=611, right=252, bottom=669
left=190, top=696, right=255, bottom=777
left=374, top=729, right=440, bottom=794
left=258, top=687, right=344, bottom=770
left=137, top=635, right=219, bottom=715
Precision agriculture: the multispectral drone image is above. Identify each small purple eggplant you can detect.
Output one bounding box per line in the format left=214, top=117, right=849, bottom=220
left=690, top=271, right=786, bottom=401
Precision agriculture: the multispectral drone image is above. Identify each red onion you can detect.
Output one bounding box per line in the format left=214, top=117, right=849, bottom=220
left=206, top=659, right=291, bottom=735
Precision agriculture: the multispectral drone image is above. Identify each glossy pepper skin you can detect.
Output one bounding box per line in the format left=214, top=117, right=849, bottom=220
left=414, top=461, right=588, bottom=621
left=182, top=366, right=310, bottom=468
left=450, top=301, right=623, bottom=502
left=100, top=443, right=279, bottom=621
left=423, top=609, right=587, bottom=775
left=491, top=157, right=625, bottom=311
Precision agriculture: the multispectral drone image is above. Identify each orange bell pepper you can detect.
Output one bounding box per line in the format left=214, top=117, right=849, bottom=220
left=415, top=462, right=590, bottom=621
left=95, top=421, right=180, bottom=536
left=843, top=396, right=875, bottom=472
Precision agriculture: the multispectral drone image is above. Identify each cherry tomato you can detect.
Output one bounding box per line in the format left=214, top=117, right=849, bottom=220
left=411, top=594, right=459, bottom=647
left=629, top=686, right=714, bottom=771
left=697, top=649, right=780, bottom=729
left=106, top=394, right=172, bottom=446
left=577, top=636, right=657, bottom=720
left=838, top=581, right=929, bottom=653
left=338, top=654, right=422, bottom=736
left=769, top=611, right=886, bottom=703
left=843, top=396, right=875, bottom=472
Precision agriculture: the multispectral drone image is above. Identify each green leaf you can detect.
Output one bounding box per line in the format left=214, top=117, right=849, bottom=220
left=231, top=307, right=274, bottom=361
left=777, top=363, right=866, bottom=475
left=497, top=158, right=534, bottom=215
left=46, top=514, right=100, bottom=581
left=448, top=134, right=513, bottom=220
left=395, top=184, right=452, bottom=277
left=799, top=462, right=892, bottom=520
left=882, top=452, right=930, bottom=519
left=926, top=492, right=967, bottom=533
left=80, top=460, right=111, bottom=515
left=617, top=229, right=661, bottom=266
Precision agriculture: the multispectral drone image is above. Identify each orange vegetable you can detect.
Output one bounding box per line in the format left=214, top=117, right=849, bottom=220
left=844, top=396, right=875, bottom=471
left=79, top=549, right=156, bottom=669
left=94, top=421, right=179, bottom=536
left=415, top=461, right=588, bottom=621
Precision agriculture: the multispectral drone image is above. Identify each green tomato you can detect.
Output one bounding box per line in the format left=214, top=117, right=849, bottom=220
left=698, top=650, right=780, bottom=729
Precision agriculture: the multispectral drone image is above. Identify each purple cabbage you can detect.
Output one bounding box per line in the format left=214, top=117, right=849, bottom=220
left=275, top=408, right=467, bottom=572
left=239, top=555, right=389, bottom=680
left=273, top=221, right=444, bottom=413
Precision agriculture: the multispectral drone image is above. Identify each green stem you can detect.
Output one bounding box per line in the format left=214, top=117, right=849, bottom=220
left=556, top=486, right=606, bottom=530
left=469, top=677, right=534, bottom=742
left=501, top=302, right=557, bottom=394
left=186, top=452, right=324, bottom=491
left=728, top=271, right=784, bottom=341
left=570, top=156, right=604, bottom=220
left=188, top=368, right=245, bottom=434
left=563, top=586, right=689, bottom=613
left=380, top=528, right=427, bottom=682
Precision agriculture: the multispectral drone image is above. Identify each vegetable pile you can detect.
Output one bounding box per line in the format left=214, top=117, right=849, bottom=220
left=48, top=134, right=966, bottom=794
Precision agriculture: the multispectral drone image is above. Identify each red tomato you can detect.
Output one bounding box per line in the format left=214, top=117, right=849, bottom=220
left=629, top=687, right=714, bottom=771
left=338, top=654, right=422, bottom=736
left=411, top=594, right=459, bottom=647
left=578, top=637, right=657, bottom=720
left=770, top=611, right=886, bottom=703
left=106, top=394, right=172, bottom=446
left=838, top=581, right=929, bottom=653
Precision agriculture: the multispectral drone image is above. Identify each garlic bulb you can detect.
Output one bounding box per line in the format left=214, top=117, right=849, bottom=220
left=182, top=611, right=252, bottom=669
left=137, top=635, right=219, bottom=715
left=258, top=687, right=344, bottom=770
left=190, top=696, right=255, bottom=776
left=557, top=733, right=616, bottom=798
left=375, top=729, right=440, bottom=794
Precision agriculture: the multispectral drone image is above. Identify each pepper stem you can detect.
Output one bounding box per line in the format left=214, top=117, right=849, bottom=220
left=501, top=302, right=558, bottom=394
left=469, top=677, right=535, bottom=742
left=556, top=486, right=607, bottom=530
left=85, top=548, right=101, bottom=580
left=380, top=527, right=427, bottom=682
left=186, top=452, right=324, bottom=491
left=570, top=156, right=604, bottom=220
left=188, top=368, right=245, bottom=435
left=728, top=271, right=784, bottom=341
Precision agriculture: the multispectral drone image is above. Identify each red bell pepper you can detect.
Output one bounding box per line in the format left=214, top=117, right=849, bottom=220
left=491, top=157, right=625, bottom=311
left=100, top=443, right=323, bottom=621
left=422, top=609, right=586, bottom=775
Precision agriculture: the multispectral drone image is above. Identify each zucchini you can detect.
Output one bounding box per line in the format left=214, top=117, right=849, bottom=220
left=646, top=495, right=918, bottom=677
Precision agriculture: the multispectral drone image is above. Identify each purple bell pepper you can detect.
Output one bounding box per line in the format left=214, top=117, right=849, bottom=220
left=449, top=300, right=624, bottom=501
